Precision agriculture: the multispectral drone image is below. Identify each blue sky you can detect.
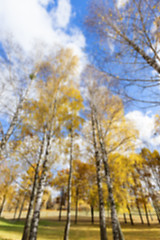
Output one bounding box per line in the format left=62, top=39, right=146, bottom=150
left=0, top=0, right=160, bottom=150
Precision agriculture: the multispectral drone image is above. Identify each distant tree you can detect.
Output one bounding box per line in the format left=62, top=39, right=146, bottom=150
left=0, top=164, right=17, bottom=216
left=72, top=160, right=95, bottom=224
left=53, top=169, right=69, bottom=221
left=140, top=148, right=160, bottom=223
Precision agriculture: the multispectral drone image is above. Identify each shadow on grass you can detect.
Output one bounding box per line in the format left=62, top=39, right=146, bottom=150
left=0, top=217, right=159, bottom=240
left=0, top=218, right=23, bottom=236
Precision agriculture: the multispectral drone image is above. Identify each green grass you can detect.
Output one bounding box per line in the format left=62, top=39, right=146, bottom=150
left=0, top=218, right=159, bottom=240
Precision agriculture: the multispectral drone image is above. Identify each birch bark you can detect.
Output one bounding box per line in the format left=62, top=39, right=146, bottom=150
left=64, top=123, right=74, bottom=240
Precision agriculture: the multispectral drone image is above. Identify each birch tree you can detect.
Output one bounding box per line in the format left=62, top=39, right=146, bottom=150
left=21, top=48, right=80, bottom=240
left=63, top=85, right=84, bottom=240
left=0, top=41, right=36, bottom=157
left=86, top=0, right=160, bottom=105
left=90, top=106, right=108, bottom=240
left=83, top=66, right=137, bottom=240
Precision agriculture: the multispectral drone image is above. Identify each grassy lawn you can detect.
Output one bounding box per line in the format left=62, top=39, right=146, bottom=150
left=0, top=217, right=159, bottom=240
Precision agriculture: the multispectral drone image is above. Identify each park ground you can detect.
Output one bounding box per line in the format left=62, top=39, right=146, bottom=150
left=0, top=210, right=159, bottom=240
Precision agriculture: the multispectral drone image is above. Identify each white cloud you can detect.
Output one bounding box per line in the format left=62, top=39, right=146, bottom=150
left=0, top=0, right=86, bottom=63
left=126, top=110, right=160, bottom=149
left=126, top=111, right=155, bottom=141
left=54, top=0, right=71, bottom=28
left=0, top=0, right=53, bottom=50
left=38, top=0, right=52, bottom=7
left=116, top=0, right=129, bottom=9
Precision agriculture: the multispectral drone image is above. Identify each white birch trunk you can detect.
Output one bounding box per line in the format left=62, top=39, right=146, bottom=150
left=94, top=111, right=124, bottom=240
left=22, top=129, right=47, bottom=240
left=91, top=107, right=107, bottom=240
left=64, top=123, right=73, bottom=240
left=28, top=132, right=50, bottom=240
